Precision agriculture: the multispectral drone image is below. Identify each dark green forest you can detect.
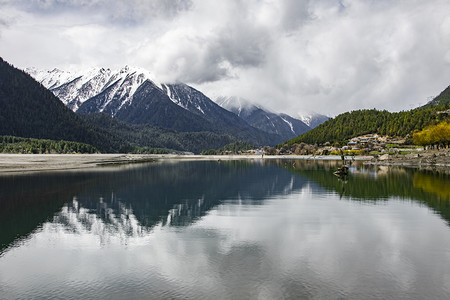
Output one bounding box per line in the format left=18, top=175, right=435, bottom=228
left=0, top=58, right=121, bottom=152
left=82, top=113, right=239, bottom=154
left=200, top=141, right=254, bottom=155
left=284, top=84, right=450, bottom=146
left=0, top=136, right=98, bottom=154
left=284, top=105, right=450, bottom=146
left=0, top=59, right=118, bottom=152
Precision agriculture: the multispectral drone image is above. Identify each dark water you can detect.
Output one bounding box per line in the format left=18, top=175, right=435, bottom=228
left=0, top=160, right=450, bottom=299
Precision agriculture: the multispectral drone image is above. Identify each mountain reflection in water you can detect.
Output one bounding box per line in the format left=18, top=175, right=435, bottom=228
left=1, top=159, right=450, bottom=299
left=1, top=160, right=311, bottom=252
left=283, top=160, right=450, bottom=225
left=1, top=160, right=450, bottom=253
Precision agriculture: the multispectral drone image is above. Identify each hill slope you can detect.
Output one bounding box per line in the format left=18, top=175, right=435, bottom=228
left=0, top=57, right=118, bottom=151
left=299, top=113, right=330, bottom=129
left=81, top=113, right=239, bottom=154
left=163, top=85, right=281, bottom=144
left=216, top=96, right=312, bottom=141
left=284, top=84, right=450, bottom=146
left=422, top=85, right=450, bottom=108
left=284, top=105, right=449, bottom=146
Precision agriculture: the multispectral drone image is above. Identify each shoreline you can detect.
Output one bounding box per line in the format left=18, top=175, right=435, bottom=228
left=0, top=151, right=448, bottom=174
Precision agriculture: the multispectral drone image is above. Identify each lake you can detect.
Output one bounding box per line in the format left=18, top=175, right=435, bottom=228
left=1, top=159, right=450, bottom=299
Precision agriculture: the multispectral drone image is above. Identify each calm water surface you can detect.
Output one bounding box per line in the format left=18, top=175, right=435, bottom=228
left=0, top=160, right=450, bottom=299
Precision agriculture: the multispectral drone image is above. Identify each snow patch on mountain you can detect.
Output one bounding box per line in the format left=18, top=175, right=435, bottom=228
left=216, top=96, right=311, bottom=140
left=162, top=83, right=189, bottom=110
left=26, top=66, right=162, bottom=113
left=215, top=96, right=258, bottom=117
left=280, top=116, right=295, bottom=134
left=297, top=112, right=330, bottom=129
left=299, top=115, right=312, bottom=127
left=162, top=83, right=219, bottom=116
left=27, top=67, right=75, bottom=90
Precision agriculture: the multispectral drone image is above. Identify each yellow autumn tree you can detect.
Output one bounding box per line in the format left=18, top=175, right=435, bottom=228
left=413, top=120, right=450, bottom=147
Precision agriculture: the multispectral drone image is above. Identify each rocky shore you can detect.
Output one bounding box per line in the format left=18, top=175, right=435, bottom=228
left=0, top=150, right=449, bottom=174
left=0, top=154, right=162, bottom=173
left=366, top=149, right=450, bottom=167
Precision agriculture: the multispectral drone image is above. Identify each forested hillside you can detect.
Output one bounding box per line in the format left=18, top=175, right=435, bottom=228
left=81, top=113, right=239, bottom=154
left=0, top=58, right=248, bottom=153
left=422, top=85, right=450, bottom=108
left=0, top=136, right=98, bottom=154
left=284, top=104, right=450, bottom=146
left=0, top=57, right=119, bottom=152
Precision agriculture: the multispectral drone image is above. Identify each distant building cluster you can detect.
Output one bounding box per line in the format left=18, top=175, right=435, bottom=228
left=343, top=134, right=385, bottom=151
left=270, top=133, right=420, bottom=156
left=339, top=134, right=408, bottom=153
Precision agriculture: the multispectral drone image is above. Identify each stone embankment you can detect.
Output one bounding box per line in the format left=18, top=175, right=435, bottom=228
left=367, top=149, right=450, bottom=167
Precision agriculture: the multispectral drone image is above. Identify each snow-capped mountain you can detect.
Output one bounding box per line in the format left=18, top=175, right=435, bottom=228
left=27, top=66, right=160, bottom=112
left=27, top=66, right=282, bottom=145
left=162, top=83, right=213, bottom=116
left=216, top=96, right=312, bottom=141
left=298, top=113, right=329, bottom=129
left=28, top=66, right=215, bottom=132
left=161, top=84, right=270, bottom=137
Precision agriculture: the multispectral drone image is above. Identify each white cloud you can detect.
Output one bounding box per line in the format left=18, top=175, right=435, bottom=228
left=1, top=0, right=449, bottom=116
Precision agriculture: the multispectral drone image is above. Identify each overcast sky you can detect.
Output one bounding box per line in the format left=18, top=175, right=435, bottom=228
left=1, top=0, right=450, bottom=116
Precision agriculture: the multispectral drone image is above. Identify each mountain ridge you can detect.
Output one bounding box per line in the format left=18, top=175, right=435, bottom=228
left=0, top=58, right=120, bottom=152
left=282, top=96, right=450, bottom=146
left=27, top=66, right=283, bottom=146
left=0, top=58, right=265, bottom=153
left=216, top=96, right=314, bottom=141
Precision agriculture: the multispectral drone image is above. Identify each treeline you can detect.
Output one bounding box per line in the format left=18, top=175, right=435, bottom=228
left=83, top=113, right=238, bottom=154
left=413, top=120, right=450, bottom=148
left=284, top=106, right=450, bottom=146
left=0, top=136, right=98, bottom=154
left=118, top=145, right=170, bottom=154
left=201, top=141, right=254, bottom=155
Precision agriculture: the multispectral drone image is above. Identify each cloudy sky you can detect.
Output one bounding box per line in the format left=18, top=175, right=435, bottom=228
left=1, top=0, right=450, bottom=116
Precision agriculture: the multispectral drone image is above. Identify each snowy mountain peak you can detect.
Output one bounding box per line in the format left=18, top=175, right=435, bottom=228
left=216, top=96, right=261, bottom=117
left=162, top=83, right=221, bottom=116
left=215, top=95, right=311, bottom=140
left=27, top=66, right=162, bottom=113
left=299, top=115, right=312, bottom=126
left=26, top=67, right=74, bottom=90
left=297, top=112, right=330, bottom=129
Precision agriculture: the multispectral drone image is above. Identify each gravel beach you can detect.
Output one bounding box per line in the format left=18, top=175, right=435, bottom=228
left=0, top=150, right=448, bottom=174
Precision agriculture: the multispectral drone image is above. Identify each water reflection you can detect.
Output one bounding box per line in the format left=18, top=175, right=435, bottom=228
left=413, top=172, right=450, bottom=199
left=282, top=160, right=450, bottom=225
left=285, top=159, right=450, bottom=200
left=1, top=160, right=450, bottom=299
left=0, top=172, right=88, bottom=253
left=1, top=160, right=450, bottom=254
left=1, top=160, right=311, bottom=253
